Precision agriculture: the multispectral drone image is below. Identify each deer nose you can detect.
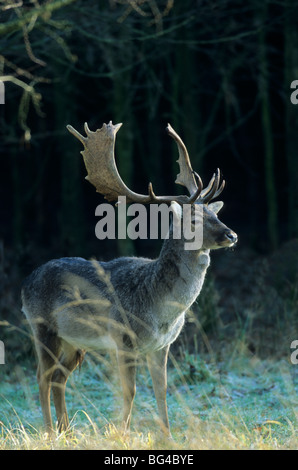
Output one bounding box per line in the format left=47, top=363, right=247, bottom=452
left=225, top=230, right=238, bottom=244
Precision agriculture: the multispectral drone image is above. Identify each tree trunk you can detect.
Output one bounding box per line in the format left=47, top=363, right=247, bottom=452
left=171, top=12, right=203, bottom=191
left=111, top=38, right=135, bottom=256
left=258, top=2, right=278, bottom=249
left=284, top=1, right=298, bottom=239
left=54, top=68, right=84, bottom=255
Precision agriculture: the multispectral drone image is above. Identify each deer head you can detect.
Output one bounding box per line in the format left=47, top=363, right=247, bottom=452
left=67, top=121, right=237, bottom=250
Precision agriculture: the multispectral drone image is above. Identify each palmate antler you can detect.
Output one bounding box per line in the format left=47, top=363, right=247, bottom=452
left=67, top=121, right=225, bottom=205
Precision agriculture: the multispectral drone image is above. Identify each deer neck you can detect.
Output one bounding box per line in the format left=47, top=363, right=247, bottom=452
left=154, top=227, right=210, bottom=312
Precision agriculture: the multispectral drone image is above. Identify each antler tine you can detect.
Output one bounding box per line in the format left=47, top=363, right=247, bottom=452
left=213, top=178, right=225, bottom=199
left=199, top=171, right=216, bottom=200
left=166, top=124, right=199, bottom=199
left=67, top=124, right=86, bottom=145
left=188, top=171, right=203, bottom=203
left=200, top=168, right=223, bottom=204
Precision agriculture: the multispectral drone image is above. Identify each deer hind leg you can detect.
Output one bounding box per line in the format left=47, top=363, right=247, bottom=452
left=35, top=327, right=61, bottom=434
left=51, top=341, right=85, bottom=433
left=146, top=345, right=171, bottom=436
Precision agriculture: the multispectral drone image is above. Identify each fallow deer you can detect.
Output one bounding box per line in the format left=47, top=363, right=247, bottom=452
left=22, top=122, right=237, bottom=436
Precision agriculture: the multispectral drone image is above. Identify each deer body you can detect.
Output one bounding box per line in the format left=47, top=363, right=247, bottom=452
left=23, top=232, right=211, bottom=353
left=22, top=122, right=237, bottom=435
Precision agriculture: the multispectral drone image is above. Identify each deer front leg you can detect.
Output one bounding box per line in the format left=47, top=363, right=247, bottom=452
left=117, top=347, right=137, bottom=432
left=146, top=345, right=171, bottom=436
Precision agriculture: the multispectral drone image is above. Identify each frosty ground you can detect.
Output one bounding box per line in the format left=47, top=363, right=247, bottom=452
left=0, top=349, right=297, bottom=450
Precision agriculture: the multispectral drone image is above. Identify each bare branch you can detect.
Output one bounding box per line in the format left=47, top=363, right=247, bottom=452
left=0, top=0, right=23, bottom=11
left=0, top=55, right=51, bottom=83
left=112, top=0, right=174, bottom=31
left=0, top=0, right=77, bottom=36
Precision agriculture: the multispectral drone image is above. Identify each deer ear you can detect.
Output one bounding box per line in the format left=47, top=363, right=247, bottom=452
left=208, top=201, right=224, bottom=214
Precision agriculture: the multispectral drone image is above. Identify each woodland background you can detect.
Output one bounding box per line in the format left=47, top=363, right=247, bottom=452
left=0, top=0, right=298, bottom=362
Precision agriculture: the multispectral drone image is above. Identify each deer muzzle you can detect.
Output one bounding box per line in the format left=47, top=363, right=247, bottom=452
left=223, top=229, right=238, bottom=246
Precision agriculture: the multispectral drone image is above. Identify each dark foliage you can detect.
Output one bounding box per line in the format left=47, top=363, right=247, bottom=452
left=0, top=0, right=297, bottom=359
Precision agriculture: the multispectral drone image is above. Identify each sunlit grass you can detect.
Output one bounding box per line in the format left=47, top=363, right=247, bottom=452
left=0, top=349, right=297, bottom=450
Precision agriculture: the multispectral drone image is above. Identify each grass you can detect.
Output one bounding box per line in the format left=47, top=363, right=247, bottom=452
left=1, top=241, right=297, bottom=449
left=0, top=348, right=297, bottom=450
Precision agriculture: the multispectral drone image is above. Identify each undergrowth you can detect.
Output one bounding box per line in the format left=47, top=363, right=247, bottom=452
left=0, top=350, right=297, bottom=450
left=0, top=242, right=297, bottom=449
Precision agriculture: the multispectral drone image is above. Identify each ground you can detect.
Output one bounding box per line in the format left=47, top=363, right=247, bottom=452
left=1, top=243, right=297, bottom=449
left=0, top=351, right=297, bottom=450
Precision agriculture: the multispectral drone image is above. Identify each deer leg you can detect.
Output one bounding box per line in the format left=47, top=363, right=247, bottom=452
left=52, top=343, right=84, bottom=433
left=37, top=361, right=56, bottom=434
left=147, top=345, right=171, bottom=436
left=51, top=367, right=69, bottom=433
left=117, top=347, right=137, bottom=431
left=33, top=326, right=62, bottom=434
left=35, top=341, right=60, bottom=434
